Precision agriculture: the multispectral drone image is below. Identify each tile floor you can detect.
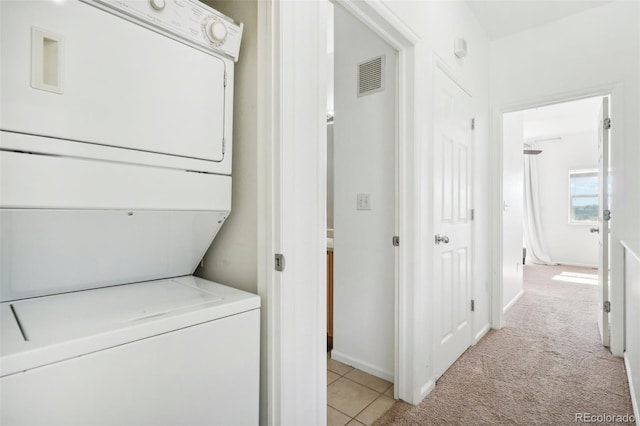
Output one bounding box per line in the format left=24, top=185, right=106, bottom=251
left=327, top=354, right=395, bottom=426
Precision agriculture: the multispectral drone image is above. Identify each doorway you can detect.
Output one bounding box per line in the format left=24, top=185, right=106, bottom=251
left=325, top=3, right=400, bottom=423
left=498, top=95, right=611, bottom=346
left=327, top=2, right=398, bottom=382
left=256, top=0, right=421, bottom=422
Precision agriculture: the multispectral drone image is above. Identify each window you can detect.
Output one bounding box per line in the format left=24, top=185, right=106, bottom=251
left=569, top=170, right=598, bottom=224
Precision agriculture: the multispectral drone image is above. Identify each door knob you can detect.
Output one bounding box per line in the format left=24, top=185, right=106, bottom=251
left=435, top=234, right=450, bottom=244
left=590, top=227, right=600, bottom=233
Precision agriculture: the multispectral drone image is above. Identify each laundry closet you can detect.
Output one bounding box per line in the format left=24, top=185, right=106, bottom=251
left=0, top=1, right=259, bottom=424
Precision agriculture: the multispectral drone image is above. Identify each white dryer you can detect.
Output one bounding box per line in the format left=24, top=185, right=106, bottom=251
left=0, top=1, right=258, bottom=425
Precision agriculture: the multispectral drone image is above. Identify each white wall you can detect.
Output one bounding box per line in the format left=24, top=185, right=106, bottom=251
left=383, top=0, right=492, bottom=397
left=535, top=131, right=599, bottom=267
left=197, top=0, right=258, bottom=294
left=623, top=243, right=640, bottom=419
left=332, top=4, right=396, bottom=380
left=502, top=111, right=524, bottom=311
left=351, top=0, right=492, bottom=400
left=490, top=0, right=640, bottom=355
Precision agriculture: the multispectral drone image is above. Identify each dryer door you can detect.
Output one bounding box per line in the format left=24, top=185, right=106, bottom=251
left=1, top=0, right=227, bottom=163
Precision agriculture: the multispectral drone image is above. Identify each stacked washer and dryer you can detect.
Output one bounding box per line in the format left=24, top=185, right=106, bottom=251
left=0, top=1, right=259, bottom=424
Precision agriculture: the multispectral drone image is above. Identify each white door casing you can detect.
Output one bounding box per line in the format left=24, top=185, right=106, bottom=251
left=258, top=0, right=428, bottom=419
left=491, top=85, right=624, bottom=356
left=336, top=0, right=423, bottom=402
left=257, top=0, right=327, bottom=424
left=433, top=66, right=473, bottom=379
left=597, top=96, right=610, bottom=347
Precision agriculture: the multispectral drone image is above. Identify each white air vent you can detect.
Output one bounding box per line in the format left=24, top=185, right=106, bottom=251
left=358, top=55, right=385, bottom=97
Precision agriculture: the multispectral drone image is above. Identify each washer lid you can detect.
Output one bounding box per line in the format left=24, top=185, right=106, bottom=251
left=13, top=279, right=223, bottom=343
left=1, top=276, right=260, bottom=377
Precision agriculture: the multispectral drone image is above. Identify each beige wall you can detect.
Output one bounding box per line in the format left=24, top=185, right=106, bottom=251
left=196, top=0, right=258, bottom=294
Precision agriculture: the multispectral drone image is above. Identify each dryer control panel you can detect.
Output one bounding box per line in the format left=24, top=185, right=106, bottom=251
left=82, top=0, right=243, bottom=61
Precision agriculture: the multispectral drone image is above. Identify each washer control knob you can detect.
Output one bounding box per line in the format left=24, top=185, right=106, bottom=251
left=150, top=0, right=165, bottom=11
left=206, top=19, right=227, bottom=43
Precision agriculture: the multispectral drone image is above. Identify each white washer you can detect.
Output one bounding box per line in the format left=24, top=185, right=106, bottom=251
left=1, top=277, right=259, bottom=425
left=0, top=1, right=257, bottom=424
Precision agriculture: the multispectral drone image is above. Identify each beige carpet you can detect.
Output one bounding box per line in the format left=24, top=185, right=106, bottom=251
left=375, top=264, right=634, bottom=425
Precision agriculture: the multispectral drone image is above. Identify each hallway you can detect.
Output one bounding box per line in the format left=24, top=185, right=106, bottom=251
left=376, top=264, right=634, bottom=424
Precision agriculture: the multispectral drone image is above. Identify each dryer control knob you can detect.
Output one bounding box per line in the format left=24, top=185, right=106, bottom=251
left=206, top=20, right=227, bottom=43
left=150, top=0, right=165, bottom=10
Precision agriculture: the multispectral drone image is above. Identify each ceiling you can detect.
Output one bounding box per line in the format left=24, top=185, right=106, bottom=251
left=466, top=0, right=612, bottom=40
left=522, top=96, right=603, bottom=140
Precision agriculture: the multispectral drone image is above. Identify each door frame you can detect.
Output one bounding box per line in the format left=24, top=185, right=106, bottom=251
left=257, top=2, right=330, bottom=424
left=330, top=1, right=399, bottom=382
left=257, top=1, right=423, bottom=424
left=490, top=83, right=625, bottom=356
left=331, top=0, right=418, bottom=402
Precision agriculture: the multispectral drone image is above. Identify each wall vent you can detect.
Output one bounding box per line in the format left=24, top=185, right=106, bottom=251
left=358, top=55, right=385, bottom=97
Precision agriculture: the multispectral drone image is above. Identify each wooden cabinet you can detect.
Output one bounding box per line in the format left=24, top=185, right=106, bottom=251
left=327, top=250, right=333, bottom=350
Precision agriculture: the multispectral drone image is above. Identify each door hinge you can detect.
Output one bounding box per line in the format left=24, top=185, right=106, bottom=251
left=470, top=209, right=475, bottom=220
left=471, top=300, right=475, bottom=312
left=274, top=253, right=285, bottom=272
left=393, top=236, right=400, bottom=247
left=604, top=209, right=611, bottom=221
left=604, top=117, right=611, bottom=130
left=603, top=301, right=611, bottom=313
left=471, top=118, right=475, bottom=130
left=224, top=71, right=227, bottom=88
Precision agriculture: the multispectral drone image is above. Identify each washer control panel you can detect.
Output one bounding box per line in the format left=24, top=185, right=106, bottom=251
left=84, top=0, right=243, bottom=61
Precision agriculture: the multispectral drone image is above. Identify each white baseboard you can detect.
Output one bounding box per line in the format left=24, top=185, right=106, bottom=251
left=624, top=353, right=639, bottom=423
left=330, top=350, right=393, bottom=382
left=474, top=323, right=491, bottom=343
left=551, top=261, right=598, bottom=269
left=503, top=289, right=524, bottom=313
left=416, top=379, right=434, bottom=404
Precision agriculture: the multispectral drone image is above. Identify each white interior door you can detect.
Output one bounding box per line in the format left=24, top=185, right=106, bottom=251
left=433, top=67, right=473, bottom=379
left=597, top=96, right=610, bottom=347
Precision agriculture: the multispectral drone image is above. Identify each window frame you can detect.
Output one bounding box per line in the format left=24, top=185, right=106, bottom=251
left=568, top=168, right=599, bottom=225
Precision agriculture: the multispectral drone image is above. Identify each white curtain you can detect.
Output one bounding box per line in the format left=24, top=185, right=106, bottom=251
left=523, top=150, right=556, bottom=265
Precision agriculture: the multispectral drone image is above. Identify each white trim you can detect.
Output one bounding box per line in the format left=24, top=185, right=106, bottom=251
left=418, top=380, right=436, bottom=402
left=624, top=353, right=639, bottom=422
left=334, top=0, right=421, bottom=405
left=490, top=102, right=504, bottom=328
left=549, top=261, right=598, bottom=269
left=621, top=241, right=640, bottom=263
left=491, top=83, right=625, bottom=357
left=256, top=0, right=276, bottom=424
left=257, top=1, right=327, bottom=424
left=334, top=0, right=420, bottom=50
left=502, top=289, right=524, bottom=314
left=434, top=55, right=473, bottom=98
left=474, top=323, right=491, bottom=344
left=331, top=351, right=394, bottom=382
